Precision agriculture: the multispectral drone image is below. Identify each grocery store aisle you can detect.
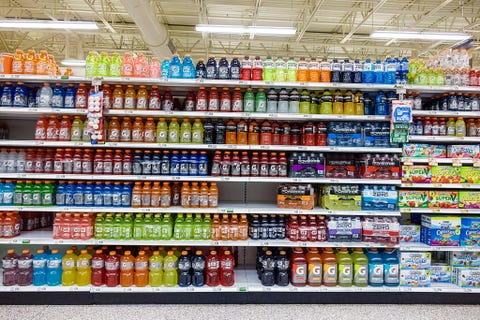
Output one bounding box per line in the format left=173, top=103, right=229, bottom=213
left=2, top=304, right=479, bottom=320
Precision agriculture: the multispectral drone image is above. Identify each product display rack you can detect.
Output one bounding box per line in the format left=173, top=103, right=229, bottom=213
left=1, top=75, right=480, bottom=305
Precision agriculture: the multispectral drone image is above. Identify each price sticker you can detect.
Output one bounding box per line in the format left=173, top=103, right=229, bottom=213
left=452, top=158, right=462, bottom=167
left=428, top=158, right=438, bottom=166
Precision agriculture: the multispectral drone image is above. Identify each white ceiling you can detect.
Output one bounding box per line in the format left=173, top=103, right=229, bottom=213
left=0, top=0, right=479, bottom=66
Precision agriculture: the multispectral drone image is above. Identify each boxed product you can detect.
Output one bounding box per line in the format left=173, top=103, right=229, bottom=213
left=358, top=154, right=400, bottom=179
left=400, top=252, right=432, bottom=269
left=459, top=191, right=480, bottom=209
left=400, top=269, right=431, bottom=287
left=401, top=165, right=432, bottom=183
left=320, top=185, right=361, bottom=211
left=326, top=216, right=362, bottom=242
left=460, top=217, right=480, bottom=246
left=288, top=153, right=325, bottom=178
left=447, top=145, right=480, bottom=159
left=400, top=225, right=421, bottom=243
left=428, top=190, right=459, bottom=208
left=363, top=122, right=391, bottom=147
left=327, top=122, right=363, bottom=147
left=430, top=264, right=452, bottom=284
left=361, top=217, right=400, bottom=244
left=277, top=184, right=315, bottom=210
left=431, top=166, right=461, bottom=184
left=420, top=215, right=461, bottom=246
left=361, top=185, right=398, bottom=211
left=398, top=190, right=429, bottom=208
left=402, top=144, right=447, bottom=158
left=448, top=251, right=480, bottom=267
left=453, top=268, right=480, bottom=288
left=325, top=156, right=357, bottom=179
left=460, top=167, right=480, bottom=184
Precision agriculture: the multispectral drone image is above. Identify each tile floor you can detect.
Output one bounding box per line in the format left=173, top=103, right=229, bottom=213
left=1, top=304, right=479, bottom=320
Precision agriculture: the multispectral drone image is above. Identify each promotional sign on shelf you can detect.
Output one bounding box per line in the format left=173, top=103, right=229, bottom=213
left=87, top=78, right=105, bottom=144
left=390, top=100, right=412, bottom=144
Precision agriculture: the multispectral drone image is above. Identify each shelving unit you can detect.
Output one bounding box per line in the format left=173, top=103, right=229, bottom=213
left=1, top=75, right=480, bottom=304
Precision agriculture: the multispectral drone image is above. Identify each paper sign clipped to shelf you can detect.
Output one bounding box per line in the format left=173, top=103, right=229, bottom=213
left=87, top=90, right=105, bottom=144
left=390, top=100, right=412, bottom=144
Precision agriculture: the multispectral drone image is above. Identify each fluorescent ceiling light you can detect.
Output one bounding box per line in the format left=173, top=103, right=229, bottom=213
left=195, top=24, right=296, bottom=36
left=370, top=31, right=471, bottom=41
left=0, top=20, right=98, bottom=30
left=61, top=59, right=86, bottom=67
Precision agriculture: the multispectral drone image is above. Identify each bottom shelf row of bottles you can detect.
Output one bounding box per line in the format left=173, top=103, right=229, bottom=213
left=1, top=245, right=479, bottom=290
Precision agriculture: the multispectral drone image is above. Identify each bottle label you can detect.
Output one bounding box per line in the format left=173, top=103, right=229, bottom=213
left=384, top=263, right=399, bottom=284
left=184, top=100, right=195, bottom=111
left=137, top=97, right=147, bottom=109
left=208, top=99, right=219, bottom=111
left=323, top=263, right=338, bottom=284
left=35, top=127, right=46, bottom=140
left=208, top=195, right=218, bottom=207
left=121, top=129, right=131, bottom=141
left=33, top=260, right=46, bottom=268
left=76, top=96, right=87, bottom=108
left=169, top=131, right=178, bottom=142
left=291, top=262, right=306, bottom=284
left=369, top=263, right=384, bottom=284
left=113, top=97, right=123, bottom=109
left=64, top=260, right=75, bottom=268
left=338, top=263, right=353, bottom=284
left=120, top=261, right=133, bottom=270
left=48, top=260, right=61, bottom=268
left=105, top=261, right=119, bottom=271
left=135, top=261, right=148, bottom=270
left=149, top=97, right=160, bottom=110
left=220, top=99, right=231, bottom=111
left=196, top=99, right=207, bottom=111
left=124, top=97, right=135, bottom=109
left=307, top=262, right=322, bottom=284
left=232, top=100, right=243, bottom=112
left=77, top=259, right=91, bottom=268
left=150, top=261, right=163, bottom=270
left=92, top=260, right=104, bottom=269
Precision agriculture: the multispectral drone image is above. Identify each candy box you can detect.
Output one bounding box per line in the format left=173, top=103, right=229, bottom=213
left=400, top=225, right=421, bottom=243
left=400, top=269, right=431, bottom=287
left=459, top=191, right=480, bottom=209
left=321, top=185, right=361, bottom=211
left=453, top=268, right=480, bottom=288
left=361, top=185, right=398, bottom=211
left=460, top=217, right=480, bottom=246
left=448, top=252, right=480, bottom=267
left=428, top=190, right=459, bottom=208
left=398, top=190, right=429, bottom=208
left=401, top=165, right=431, bottom=183
left=420, top=215, right=461, bottom=247
left=430, top=264, right=451, bottom=284
left=431, top=166, right=461, bottom=184
left=400, top=252, right=431, bottom=269
left=447, top=145, right=480, bottom=159
left=460, top=167, right=480, bottom=184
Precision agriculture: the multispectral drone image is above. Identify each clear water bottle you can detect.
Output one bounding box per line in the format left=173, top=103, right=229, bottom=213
left=37, top=83, right=53, bottom=108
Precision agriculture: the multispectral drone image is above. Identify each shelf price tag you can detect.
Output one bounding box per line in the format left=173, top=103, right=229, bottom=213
left=452, top=158, right=462, bottom=167
left=403, top=158, right=414, bottom=166
left=428, top=158, right=438, bottom=166
left=473, top=158, right=480, bottom=167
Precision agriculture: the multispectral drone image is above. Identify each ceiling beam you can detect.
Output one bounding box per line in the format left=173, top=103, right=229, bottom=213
left=83, top=0, right=117, bottom=33
left=296, top=0, right=326, bottom=43
left=340, top=0, right=389, bottom=44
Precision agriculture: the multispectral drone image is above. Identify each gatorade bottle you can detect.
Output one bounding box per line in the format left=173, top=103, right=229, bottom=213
left=182, top=54, right=196, bottom=79
left=205, top=250, right=220, bottom=286
left=84, top=51, right=97, bottom=77
left=124, top=85, right=136, bottom=109
left=105, top=251, right=120, bottom=287
left=290, top=247, right=307, bottom=286
left=178, top=251, right=192, bottom=287
left=160, top=56, right=170, bottom=78
left=230, top=56, right=241, bottom=80
left=91, top=249, right=106, bottom=286
left=243, top=88, right=255, bottom=112
left=366, top=248, right=384, bottom=286
left=12, top=49, right=24, bottom=74
left=136, top=85, right=148, bottom=109
left=351, top=248, right=368, bottom=287
left=217, top=56, right=230, bottom=80
left=382, top=248, right=399, bottom=287
left=148, top=251, right=163, bottom=287
left=322, top=247, right=337, bottom=286
left=220, top=250, right=235, bottom=286
left=263, top=56, right=275, bottom=81
left=133, top=252, right=149, bottom=286
left=168, top=118, right=180, bottom=143
left=33, top=249, right=48, bottom=286
left=121, top=52, right=134, bottom=77
left=192, top=250, right=206, bottom=287
left=208, top=87, right=219, bottom=111
left=195, top=58, right=206, bottom=78
left=62, top=249, right=77, bottom=286
left=306, top=248, right=322, bottom=286
left=252, top=56, right=263, bottom=81
left=169, top=53, right=183, bottom=78
left=286, top=57, right=297, bottom=82
left=17, top=249, right=34, bottom=286
left=76, top=249, right=92, bottom=286
left=46, top=249, right=62, bottom=286
left=109, top=52, right=122, bottom=77
left=206, top=56, right=217, bottom=79
left=97, top=52, right=110, bottom=77
left=119, top=250, right=135, bottom=287
left=241, top=56, right=252, bottom=80
left=163, top=251, right=178, bottom=287
left=336, top=248, right=353, bottom=287
left=112, top=85, right=124, bottom=109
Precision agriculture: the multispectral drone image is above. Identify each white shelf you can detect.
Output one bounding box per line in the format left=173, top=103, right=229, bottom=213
left=412, top=110, right=480, bottom=118
left=400, top=243, right=480, bottom=252
left=400, top=208, right=480, bottom=214
left=0, top=107, right=87, bottom=118
left=0, top=203, right=400, bottom=216
left=3, top=269, right=476, bottom=293
left=401, top=158, right=477, bottom=165
left=0, top=172, right=401, bottom=185
left=0, top=140, right=402, bottom=153
left=1, top=74, right=480, bottom=93
left=408, top=135, right=479, bottom=143
left=400, top=182, right=480, bottom=189
left=1, top=230, right=398, bottom=247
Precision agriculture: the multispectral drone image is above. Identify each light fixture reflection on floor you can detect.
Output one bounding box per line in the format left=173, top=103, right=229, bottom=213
left=0, top=20, right=99, bottom=30
left=195, top=24, right=296, bottom=36
left=370, top=31, right=471, bottom=41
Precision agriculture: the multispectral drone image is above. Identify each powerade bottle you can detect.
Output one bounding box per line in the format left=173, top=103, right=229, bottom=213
left=64, top=84, right=76, bottom=109
left=13, top=82, right=28, bottom=108
left=218, top=56, right=230, bottom=80
left=375, top=91, right=387, bottom=115
left=266, top=88, right=278, bottom=113
left=275, top=250, right=289, bottom=286
left=299, top=89, right=310, bottom=114
left=289, top=89, right=300, bottom=113
left=366, top=248, right=384, bottom=286
left=286, top=57, right=297, bottom=82
left=161, top=56, right=170, bottom=79
left=341, top=58, right=353, bottom=83
left=178, top=251, right=192, bottom=287
left=169, top=54, right=183, bottom=79
left=363, top=93, right=372, bottom=115
left=33, top=249, right=48, bottom=286
left=382, top=248, right=399, bottom=286
left=374, top=60, right=384, bottom=84
left=362, top=58, right=374, bottom=83
left=215, top=119, right=226, bottom=144
left=206, top=56, right=218, bottom=79
left=182, top=55, right=196, bottom=79
left=399, top=56, right=409, bottom=84
left=46, top=249, right=62, bottom=286
left=195, top=59, right=207, bottom=79
left=263, top=56, right=275, bottom=82
left=331, top=58, right=341, bottom=83
left=353, top=59, right=363, bottom=83
left=230, top=56, right=241, bottom=80
left=384, top=56, right=396, bottom=84
left=203, top=119, right=214, bottom=144
left=192, top=250, right=206, bottom=287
